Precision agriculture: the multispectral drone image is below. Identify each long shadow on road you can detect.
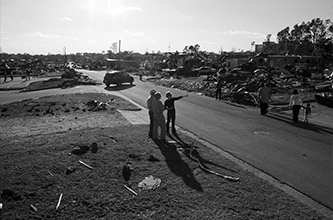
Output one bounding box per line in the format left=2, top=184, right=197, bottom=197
left=266, top=113, right=333, bottom=135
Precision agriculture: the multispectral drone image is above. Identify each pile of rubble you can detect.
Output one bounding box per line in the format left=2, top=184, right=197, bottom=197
left=22, top=68, right=99, bottom=91
left=154, top=70, right=333, bottom=106
left=60, top=68, right=99, bottom=88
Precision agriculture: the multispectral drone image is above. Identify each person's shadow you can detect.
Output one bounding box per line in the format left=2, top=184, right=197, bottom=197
left=266, top=113, right=333, bottom=135
left=154, top=139, right=203, bottom=192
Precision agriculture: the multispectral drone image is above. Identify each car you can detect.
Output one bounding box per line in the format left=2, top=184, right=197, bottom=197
left=103, top=71, right=134, bottom=87
left=192, top=66, right=216, bottom=75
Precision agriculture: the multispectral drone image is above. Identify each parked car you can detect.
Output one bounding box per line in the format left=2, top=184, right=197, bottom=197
left=192, top=66, right=216, bottom=75
left=103, top=71, right=134, bottom=87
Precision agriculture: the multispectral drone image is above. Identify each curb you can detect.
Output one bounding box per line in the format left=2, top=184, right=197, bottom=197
left=0, top=87, right=26, bottom=91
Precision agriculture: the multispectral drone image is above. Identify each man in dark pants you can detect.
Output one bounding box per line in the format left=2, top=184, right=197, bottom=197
left=146, top=89, right=156, bottom=138
left=215, top=79, right=223, bottom=100
left=289, top=89, right=302, bottom=122
left=258, top=82, right=271, bottom=115
left=164, top=91, right=188, bottom=134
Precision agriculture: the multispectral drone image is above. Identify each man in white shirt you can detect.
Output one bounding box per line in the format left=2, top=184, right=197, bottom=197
left=151, top=92, right=166, bottom=141
left=289, top=89, right=302, bottom=122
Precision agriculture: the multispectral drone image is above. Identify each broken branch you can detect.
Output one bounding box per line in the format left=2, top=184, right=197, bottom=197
left=124, top=185, right=138, bottom=196
left=30, top=204, right=38, bottom=212
left=78, top=160, right=93, bottom=170
left=56, top=193, right=63, bottom=210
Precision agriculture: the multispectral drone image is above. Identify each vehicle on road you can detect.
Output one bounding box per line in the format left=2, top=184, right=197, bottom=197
left=103, top=71, right=134, bottom=87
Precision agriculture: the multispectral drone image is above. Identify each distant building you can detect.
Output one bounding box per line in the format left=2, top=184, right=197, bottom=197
left=268, top=55, right=322, bottom=70
left=255, top=45, right=264, bottom=54
left=249, top=52, right=322, bottom=70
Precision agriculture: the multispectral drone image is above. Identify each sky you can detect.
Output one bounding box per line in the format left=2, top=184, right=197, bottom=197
left=1, top=0, right=332, bottom=55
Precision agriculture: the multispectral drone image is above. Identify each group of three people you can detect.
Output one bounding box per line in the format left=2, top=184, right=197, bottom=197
left=146, top=89, right=188, bottom=141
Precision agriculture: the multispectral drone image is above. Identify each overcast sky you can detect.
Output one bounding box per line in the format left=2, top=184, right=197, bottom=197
left=1, top=0, right=332, bottom=55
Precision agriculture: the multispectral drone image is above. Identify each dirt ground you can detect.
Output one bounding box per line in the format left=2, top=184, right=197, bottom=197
left=0, top=93, right=137, bottom=138
left=0, top=93, right=330, bottom=219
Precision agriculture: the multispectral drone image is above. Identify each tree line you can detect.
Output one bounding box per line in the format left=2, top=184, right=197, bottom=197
left=1, top=18, right=332, bottom=70
left=266, top=18, right=333, bottom=56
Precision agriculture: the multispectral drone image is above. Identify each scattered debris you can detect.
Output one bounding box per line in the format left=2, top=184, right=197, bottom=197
left=70, top=145, right=90, bottom=155
left=78, top=160, right=93, bottom=170
left=155, top=70, right=333, bottom=107
left=87, top=100, right=98, bottom=109
left=30, top=204, right=38, bottom=212
left=122, top=163, right=133, bottom=181
left=128, top=153, right=141, bottom=160
left=148, top=155, right=160, bottom=162
left=87, top=99, right=112, bottom=111
left=138, top=175, right=161, bottom=190
left=101, top=134, right=117, bottom=143
left=56, top=193, right=63, bottom=210
left=65, top=166, right=76, bottom=175
left=124, top=185, right=138, bottom=196
left=47, top=171, right=53, bottom=177
left=90, top=142, right=98, bottom=153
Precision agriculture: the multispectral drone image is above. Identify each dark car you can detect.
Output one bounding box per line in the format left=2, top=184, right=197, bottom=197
left=192, top=66, right=217, bottom=75
left=103, top=71, right=134, bottom=87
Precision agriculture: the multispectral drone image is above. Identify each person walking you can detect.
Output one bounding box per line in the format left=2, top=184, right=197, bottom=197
left=26, top=68, right=31, bottom=81
left=146, top=89, right=156, bottom=138
left=215, top=79, right=223, bottom=101
left=258, top=82, right=271, bottom=115
left=302, top=103, right=311, bottom=123
left=152, top=92, right=166, bottom=141
left=164, top=91, right=188, bottom=134
left=289, top=89, right=302, bottom=123
left=3, top=72, right=7, bottom=82
left=10, top=71, right=14, bottom=81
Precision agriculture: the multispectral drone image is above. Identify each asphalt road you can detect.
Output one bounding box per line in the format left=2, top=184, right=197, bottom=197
left=1, top=70, right=332, bottom=211
left=79, top=70, right=333, bottom=210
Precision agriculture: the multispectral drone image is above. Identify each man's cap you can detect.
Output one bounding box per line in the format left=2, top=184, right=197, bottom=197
left=150, top=89, right=156, bottom=94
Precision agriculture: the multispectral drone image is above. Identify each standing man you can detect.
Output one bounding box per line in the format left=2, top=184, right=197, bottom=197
left=215, top=79, right=223, bottom=101
left=258, top=82, right=271, bottom=115
left=3, top=72, right=7, bottom=82
left=146, top=89, right=156, bottom=138
left=289, top=89, right=302, bottom=123
left=164, top=91, right=188, bottom=134
left=26, top=68, right=31, bottom=81
left=152, top=92, right=166, bottom=141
